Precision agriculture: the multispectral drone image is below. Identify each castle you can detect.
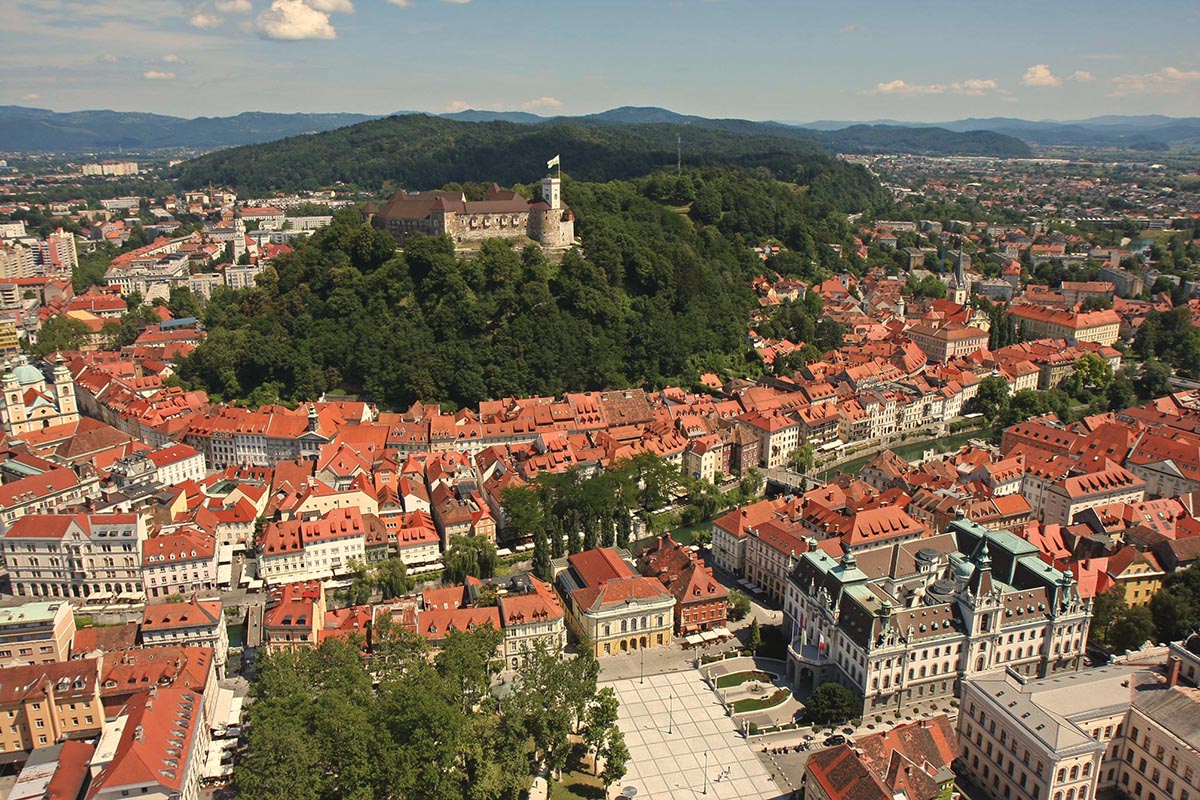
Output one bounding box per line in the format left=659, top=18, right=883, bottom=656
left=0, top=354, right=80, bottom=436
left=368, top=175, right=575, bottom=248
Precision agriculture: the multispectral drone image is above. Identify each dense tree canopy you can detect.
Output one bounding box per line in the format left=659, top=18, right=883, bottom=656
left=176, top=166, right=869, bottom=410
left=237, top=623, right=604, bottom=800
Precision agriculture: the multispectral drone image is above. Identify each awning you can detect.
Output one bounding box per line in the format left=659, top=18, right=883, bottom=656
left=711, top=626, right=733, bottom=639
left=685, top=633, right=704, bottom=646
left=228, top=696, right=244, bottom=727
left=210, top=688, right=234, bottom=731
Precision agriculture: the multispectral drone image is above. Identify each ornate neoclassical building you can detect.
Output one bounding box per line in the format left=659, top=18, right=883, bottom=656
left=784, top=518, right=1092, bottom=715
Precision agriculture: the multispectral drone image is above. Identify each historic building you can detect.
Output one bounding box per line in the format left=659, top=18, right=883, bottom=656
left=556, top=547, right=675, bottom=658
left=0, top=354, right=79, bottom=436
left=370, top=176, right=574, bottom=248
left=784, top=518, right=1092, bottom=716
left=957, top=657, right=1200, bottom=800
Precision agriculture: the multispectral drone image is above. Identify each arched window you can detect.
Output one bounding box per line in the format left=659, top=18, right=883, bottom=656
left=1083, top=764, right=1091, bottom=777
left=1070, top=766, right=1079, bottom=780
left=1058, top=769, right=1066, bottom=783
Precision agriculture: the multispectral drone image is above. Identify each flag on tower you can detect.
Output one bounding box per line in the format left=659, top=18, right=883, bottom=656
left=547, top=154, right=560, bottom=169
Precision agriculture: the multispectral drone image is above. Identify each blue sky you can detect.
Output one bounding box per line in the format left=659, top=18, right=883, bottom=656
left=4, top=0, right=1199, bottom=121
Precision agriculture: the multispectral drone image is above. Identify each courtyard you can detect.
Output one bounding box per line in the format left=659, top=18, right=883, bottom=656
left=602, top=668, right=783, bottom=799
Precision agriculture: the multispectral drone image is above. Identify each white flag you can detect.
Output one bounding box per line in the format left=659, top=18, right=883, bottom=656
left=547, top=154, right=560, bottom=169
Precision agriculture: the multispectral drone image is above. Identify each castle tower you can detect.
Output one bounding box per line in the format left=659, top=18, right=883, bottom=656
left=541, top=176, right=561, bottom=210
left=52, top=353, right=77, bottom=419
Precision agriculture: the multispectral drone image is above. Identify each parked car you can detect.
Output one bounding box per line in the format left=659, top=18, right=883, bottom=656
left=823, top=735, right=847, bottom=747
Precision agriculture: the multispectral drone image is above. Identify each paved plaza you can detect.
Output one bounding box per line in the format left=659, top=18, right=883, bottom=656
left=603, top=669, right=784, bottom=800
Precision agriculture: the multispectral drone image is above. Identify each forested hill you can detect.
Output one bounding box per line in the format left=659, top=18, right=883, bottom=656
left=175, top=167, right=881, bottom=409
left=170, top=114, right=1028, bottom=194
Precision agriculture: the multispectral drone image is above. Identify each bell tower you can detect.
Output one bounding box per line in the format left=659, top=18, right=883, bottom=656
left=52, top=353, right=77, bottom=419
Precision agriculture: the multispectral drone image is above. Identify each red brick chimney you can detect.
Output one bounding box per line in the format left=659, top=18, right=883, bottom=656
left=1168, top=655, right=1182, bottom=688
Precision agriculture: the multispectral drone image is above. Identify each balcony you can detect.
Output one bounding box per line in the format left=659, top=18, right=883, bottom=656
left=787, top=639, right=830, bottom=666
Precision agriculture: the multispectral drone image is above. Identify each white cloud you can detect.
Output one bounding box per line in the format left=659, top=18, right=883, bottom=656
left=189, top=11, right=224, bottom=27
left=215, top=0, right=253, bottom=11
left=1111, top=66, right=1200, bottom=95
left=306, top=0, right=353, bottom=11
left=872, top=79, right=937, bottom=95
left=386, top=0, right=412, bottom=5
left=441, top=0, right=472, bottom=4
left=257, top=0, right=337, bottom=39
left=1022, top=64, right=1062, bottom=87
left=445, top=100, right=471, bottom=112
left=144, top=70, right=177, bottom=80
left=99, top=53, right=121, bottom=62
left=522, top=96, right=563, bottom=111
left=839, top=24, right=859, bottom=33
left=870, top=78, right=997, bottom=96
left=162, top=54, right=186, bottom=63
left=1070, top=70, right=1095, bottom=82
left=952, top=79, right=998, bottom=96
left=22, top=93, right=41, bottom=101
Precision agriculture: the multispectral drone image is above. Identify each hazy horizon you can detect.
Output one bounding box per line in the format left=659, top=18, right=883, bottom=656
left=4, top=0, right=1198, bottom=122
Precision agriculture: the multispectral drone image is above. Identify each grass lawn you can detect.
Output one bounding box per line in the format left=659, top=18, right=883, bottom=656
left=731, top=688, right=790, bottom=713
left=557, top=768, right=606, bottom=800
left=715, top=670, right=773, bottom=689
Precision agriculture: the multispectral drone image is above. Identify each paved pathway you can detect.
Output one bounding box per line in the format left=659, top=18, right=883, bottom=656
left=603, top=669, right=782, bottom=799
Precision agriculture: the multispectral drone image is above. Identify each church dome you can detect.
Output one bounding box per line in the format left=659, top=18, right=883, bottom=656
left=954, top=560, right=976, bottom=582
left=11, top=363, right=44, bottom=385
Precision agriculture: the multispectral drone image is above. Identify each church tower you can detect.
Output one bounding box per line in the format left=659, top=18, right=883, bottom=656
left=52, top=353, right=77, bottom=419
left=541, top=176, right=561, bottom=210
left=1, top=364, right=23, bottom=432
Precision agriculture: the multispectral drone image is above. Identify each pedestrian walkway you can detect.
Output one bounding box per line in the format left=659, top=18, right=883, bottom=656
left=603, top=669, right=780, bottom=799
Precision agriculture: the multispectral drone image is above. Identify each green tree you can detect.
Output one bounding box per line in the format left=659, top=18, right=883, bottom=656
left=600, top=729, right=630, bottom=795
left=1110, top=605, right=1156, bottom=654
left=443, top=535, right=498, bottom=583
left=727, top=588, right=751, bottom=622
left=973, top=375, right=1010, bottom=421
left=1135, top=359, right=1174, bottom=400
left=344, top=559, right=374, bottom=606
left=1151, top=569, right=1200, bottom=642
left=29, top=315, right=91, bottom=356
left=1106, top=369, right=1137, bottom=412
left=1089, top=588, right=1128, bottom=648
left=531, top=530, right=552, bottom=582
left=584, top=687, right=620, bottom=775
left=789, top=443, right=815, bottom=474
left=804, top=682, right=859, bottom=725
left=374, top=558, right=412, bottom=600
left=747, top=617, right=763, bottom=653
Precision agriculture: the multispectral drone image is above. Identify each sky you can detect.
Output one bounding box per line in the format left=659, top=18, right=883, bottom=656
left=3, top=0, right=1199, bottom=122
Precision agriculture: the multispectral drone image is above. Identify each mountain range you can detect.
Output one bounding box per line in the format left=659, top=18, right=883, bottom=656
left=0, top=104, right=1196, bottom=155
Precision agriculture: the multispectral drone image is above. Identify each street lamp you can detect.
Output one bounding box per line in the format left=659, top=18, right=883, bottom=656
left=703, top=751, right=708, bottom=795
left=639, top=644, right=644, bottom=685
left=667, top=693, right=673, bottom=735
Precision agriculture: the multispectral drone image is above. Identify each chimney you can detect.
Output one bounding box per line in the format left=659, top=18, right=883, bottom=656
left=134, top=725, right=144, bottom=743
left=1168, top=655, right=1182, bottom=688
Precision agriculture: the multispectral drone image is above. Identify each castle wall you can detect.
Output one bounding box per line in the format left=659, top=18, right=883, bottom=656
left=447, top=212, right=532, bottom=243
